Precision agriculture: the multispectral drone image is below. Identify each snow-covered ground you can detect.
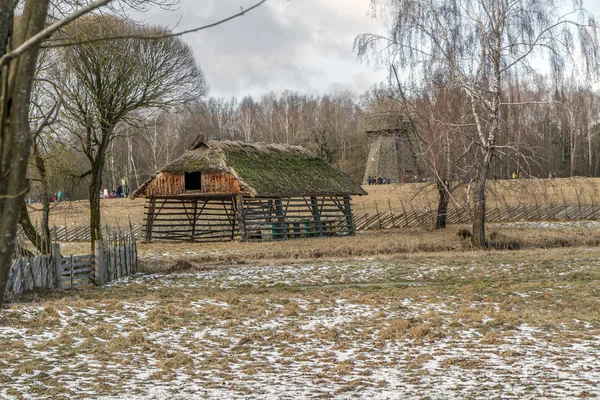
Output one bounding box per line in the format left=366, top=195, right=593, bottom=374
left=502, top=220, right=600, bottom=230
left=1, top=255, right=599, bottom=399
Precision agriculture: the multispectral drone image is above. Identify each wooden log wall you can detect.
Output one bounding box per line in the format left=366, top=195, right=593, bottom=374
left=139, top=171, right=242, bottom=198
left=201, top=172, right=241, bottom=194
left=143, top=172, right=185, bottom=197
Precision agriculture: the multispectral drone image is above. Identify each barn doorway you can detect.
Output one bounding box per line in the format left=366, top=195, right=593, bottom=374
left=184, top=171, right=202, bottom=191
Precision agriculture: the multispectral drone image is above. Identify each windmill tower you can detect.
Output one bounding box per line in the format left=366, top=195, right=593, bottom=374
left=363, top=111, right=424, bottom=184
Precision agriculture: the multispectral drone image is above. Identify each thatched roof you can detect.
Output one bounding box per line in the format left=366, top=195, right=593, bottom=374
left=134, top=140, right=366, bottom=197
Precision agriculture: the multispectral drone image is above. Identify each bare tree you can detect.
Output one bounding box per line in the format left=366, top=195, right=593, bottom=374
left=0, top=0, right=117, bottom=309
left=51, top=16, right=208, bottom=250
left=356, top=0, right=600, bottom=247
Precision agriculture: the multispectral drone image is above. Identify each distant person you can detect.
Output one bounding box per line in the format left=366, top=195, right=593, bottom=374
left=512, top=172, right=517, bottom=179
left=116, top=185, right=123, bottom=197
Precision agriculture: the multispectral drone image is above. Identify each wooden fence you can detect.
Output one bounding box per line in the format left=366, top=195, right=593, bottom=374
left=14, top=201, right=600, bottom=245
left=353, top=203, right=600, bottom=231
left=4, top=235, right=138, bottom=302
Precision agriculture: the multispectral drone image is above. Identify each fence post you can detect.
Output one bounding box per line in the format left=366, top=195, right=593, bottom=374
left=94, top=240, right=105, bottom=285
left=54, top=243, right=62, bottom=289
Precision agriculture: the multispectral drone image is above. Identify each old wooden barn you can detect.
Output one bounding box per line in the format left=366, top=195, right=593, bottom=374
left=130, top=139, right=367, bottom=242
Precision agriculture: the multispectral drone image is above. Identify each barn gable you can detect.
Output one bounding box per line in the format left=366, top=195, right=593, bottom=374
left=131, top=140, right=366, bottom=198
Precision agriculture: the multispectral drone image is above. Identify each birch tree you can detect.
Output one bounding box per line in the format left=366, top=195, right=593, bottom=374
left=356, top=0, right=600, bottom=247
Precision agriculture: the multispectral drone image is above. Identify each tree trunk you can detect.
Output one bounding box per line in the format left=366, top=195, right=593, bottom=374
left=0, top=0, right=50, bottom=307
left=18, top=145, right=52, bottom=254
left=471, top=176, right=486, bottom=246
left=435, top=179, right=450, bottom=229
left=36, top=152, right=51, bottom=250
left=18, top=201, right=51, bottom=254
left=89, top=165, right=104, bottom=252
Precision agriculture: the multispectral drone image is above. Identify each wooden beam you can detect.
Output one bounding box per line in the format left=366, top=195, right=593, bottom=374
left=235, top=195, right=247, bottom=241
left=310, top=196, right=324, bottom=237
left=145, top=198, right=156, bottom=243
left=274, top=198, right=287, bottom=240
left=190, top=200, right=199, bottom=242
left=344, top=196, right=355, bottom=235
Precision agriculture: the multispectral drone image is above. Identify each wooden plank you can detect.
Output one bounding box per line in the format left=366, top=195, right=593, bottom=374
left=62, top=266, right=93, bottom=276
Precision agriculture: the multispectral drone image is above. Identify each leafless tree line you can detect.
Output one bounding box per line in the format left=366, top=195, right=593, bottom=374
left=38, top=77, right=600, bottom=205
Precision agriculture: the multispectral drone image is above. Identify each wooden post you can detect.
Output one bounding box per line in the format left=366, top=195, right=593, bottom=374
left=230, top=198, right=237, bottom=240
left=344, top=196, right=355, bottom=235
left=274, top=198, right=287, bottom=239
left=388, top=199, right=396, bottom=228
left=235, top=195, right=247, bottom=241
left=70, top=255, right=74, bottom=288
left=54, top=243, right=62, bottom=290
left=145, top=197, right=156, bottom=242
left=190, top=200, right=198, bottom=242
left=400, top=199, right=409, bottom=227
left=310, top=196, right=324, bottom=237
left=375, top=201, right=382, bottom=229
left=575, top=189, right=582, bottom=220
left=94, top=240, right=105, bottom=285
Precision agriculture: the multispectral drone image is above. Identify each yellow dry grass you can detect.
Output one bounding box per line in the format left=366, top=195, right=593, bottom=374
left=27, top=177, right=600, bottom=227
left=3, top=244, right=600, bottom=398
left=358, top=177, right=600, bottom=214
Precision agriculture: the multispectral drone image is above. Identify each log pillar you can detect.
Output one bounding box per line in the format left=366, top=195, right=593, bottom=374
left=343, top=195, right=355, bottom=235
left=190, top=200, right=199, bottom=242
left=235, top=194, right=247, bottom=241
left=53, top=243, right=62, bottom=289
left=310, top=196, right=324, bottom=237
left=274, top=198, right=287, bottom=240
left=94, top=240, right=105, bottom=285
left=145, top=197, right=156, bottom=243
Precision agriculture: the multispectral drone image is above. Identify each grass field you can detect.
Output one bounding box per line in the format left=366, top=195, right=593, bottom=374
left=1, top=246, right=600, bottom=399
left=26, top=177, right=600, bottom=227
left=7, top=177, right=600, bottom=398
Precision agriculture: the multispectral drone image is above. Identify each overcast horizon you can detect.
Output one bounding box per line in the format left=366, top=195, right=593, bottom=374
left=134, top=0, right=600, bottom=100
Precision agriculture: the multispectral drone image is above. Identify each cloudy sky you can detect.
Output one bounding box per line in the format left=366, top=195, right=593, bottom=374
left=136, top=0, right=600, bottom=99
left=135, top=0, right=388, bottom=98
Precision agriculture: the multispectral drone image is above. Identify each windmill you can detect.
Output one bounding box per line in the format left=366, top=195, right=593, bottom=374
left=363, top=111, right=425, bottom=184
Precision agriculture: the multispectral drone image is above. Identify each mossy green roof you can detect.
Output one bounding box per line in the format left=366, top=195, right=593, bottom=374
left=162, top=140, right=366, bottom=196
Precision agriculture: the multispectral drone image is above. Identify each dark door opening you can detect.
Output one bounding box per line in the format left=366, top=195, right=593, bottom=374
left=185, top=171, right=202, bottom=191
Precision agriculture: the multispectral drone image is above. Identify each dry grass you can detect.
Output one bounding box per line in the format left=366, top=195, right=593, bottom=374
left=99, top=223, right=600, bottom=270
left=358, top=177, right=600, bottom=214
left=2, top=246, right=600, bottom=398
left=26, top=177, right=600, bottom=227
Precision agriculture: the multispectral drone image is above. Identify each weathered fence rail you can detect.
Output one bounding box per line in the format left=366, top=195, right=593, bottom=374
left=5, top=235, right=138, bottom=302
left=15, top=202, right=600, bottom=245
left=354, top=203, right=600, bottom=231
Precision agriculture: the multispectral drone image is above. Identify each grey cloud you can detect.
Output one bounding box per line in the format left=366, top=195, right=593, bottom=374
left=132, top=0, right=388, bottom=97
